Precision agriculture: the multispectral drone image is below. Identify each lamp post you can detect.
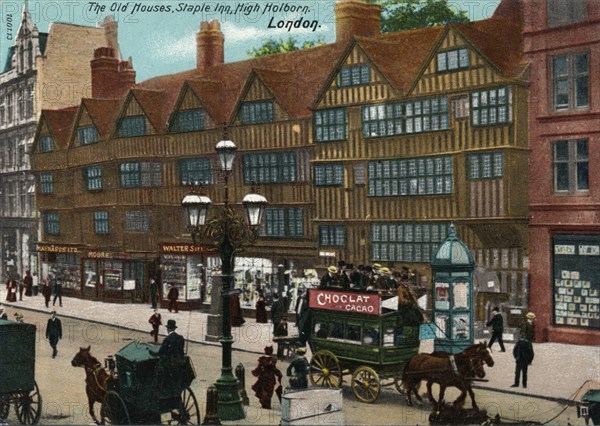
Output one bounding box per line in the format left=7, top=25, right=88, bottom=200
left=182, top=139, right=267, bottom=421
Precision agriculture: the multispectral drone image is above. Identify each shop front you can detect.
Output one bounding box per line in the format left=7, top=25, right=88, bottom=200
left=37, top=243, right=82, bottom=296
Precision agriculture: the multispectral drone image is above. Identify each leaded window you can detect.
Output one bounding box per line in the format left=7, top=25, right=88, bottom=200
left=338, top=65, right=371, bottom=87
left=40, top=173, right=53, bottom=194
left=119, top=162, right=162, bottom=188
left=314, top=108, right=347, bottom=142
left=554, top=139, right=588, bottom=193
left=84, top=166, right=103, bottom=191
left=314, top=163, right=344, bottom=186
left=471, top=87, right=511, bottom=126
left=125, top=210, right=151, bottom=232
left=78, top=126, right=99, bottom=145
left=242, top=152, right=296, bottom=184
left=362, top=97, right=449, bottom=138
left=179, top=158, right=212, bottom=185
left=371, top=222, right=449, bottom=263
left=319, top=225, right=346, bottom=247
left=552, top=53, right=589, bottom=111
left=172, top=109, right=204, bottom=133
left=240, top=101, right=274, bottom=124
left=264, top=208, right=303, bottom=237
left=44, top=212, right=60, bottom=235
left=467, top=152, right=504, bottom=179
left=437, top=48, right=469, bottom=72
left=117, top=115, right=146, bottom=137
left=39, top=135, right=54, bottom=153
left=368, top=156, right=453, bottom=196
left=94, top=211, right=109, bottom=234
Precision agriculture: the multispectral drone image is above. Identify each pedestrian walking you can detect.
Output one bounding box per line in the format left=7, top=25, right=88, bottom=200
left=52, top=277, right=63, bottom=307
left=511, top=333, right=534, bottom=388
left=271, top=293, right=283, bottom=336
left=251, top=346, right=283, bottom=409
left=17, top=276, right=24, bottom=301
left=230, top=288, right=245, bottom=327
left=41, top=277, right=52, bottom=308
left=149, top=277, right=158, bottom=309
left=23, top=270, right=33, bottom=297
left=167, top=283, right=179, bottom=313
left=5, top=274, right=17, bottom=302
left=148, top=309, right=162, bottom=344
left=286, top=347, right=310, bottom=390
left=274, top=315, right=289, bottom=359
left=255, top=291, right=268, bottom=323
left=486, top=306, right=506, bottom=352
left=45, top=311, right=62, bottom=358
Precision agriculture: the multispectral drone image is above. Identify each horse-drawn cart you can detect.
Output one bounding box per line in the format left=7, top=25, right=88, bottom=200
left=100, top=341, right=200, bottom=425
left=0, top=319, right=42, bottom=424
left=306, top=288, right=422, bottom=403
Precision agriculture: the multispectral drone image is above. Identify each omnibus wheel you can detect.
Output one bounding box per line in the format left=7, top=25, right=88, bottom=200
left=15, top=381, right=42, bottom=424
left=309, top=350, right=342, bottom=388
left=101, top=391, right=130, bottom=425
left=351, top=366, right=380, bottom=403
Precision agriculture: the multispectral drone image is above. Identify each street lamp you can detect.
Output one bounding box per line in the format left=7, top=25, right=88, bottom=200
left=181, top=138, right=267, bottom=421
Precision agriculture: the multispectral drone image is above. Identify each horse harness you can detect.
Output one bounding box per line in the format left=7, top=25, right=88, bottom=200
left=85, top=362, right=110, bottom=392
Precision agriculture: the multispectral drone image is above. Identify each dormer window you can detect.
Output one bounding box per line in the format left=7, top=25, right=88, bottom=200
left=338, top=65, right=370, bottom=87
left=172, top=109, right=204, bottom=133
left=78, top=125, right=99, bottom=146
left=240, top=101, right=273, bottom=125
left=39, top=135, right=54, bottom=153
left=117, top=115, right=146, bottom=137
left=437, top=48, right=469, bottom=72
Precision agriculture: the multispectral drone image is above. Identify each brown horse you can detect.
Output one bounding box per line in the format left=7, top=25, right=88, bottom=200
left=71, top=346, right=116, bottom=424
left=402, top=342, right=494, bottom=410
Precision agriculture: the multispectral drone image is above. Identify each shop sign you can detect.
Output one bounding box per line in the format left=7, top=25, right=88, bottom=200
left=36, top=244, right=79, bottom=253
left=86, top=251, right=113, bottom=259
left=319, top=251, right=337, bottom=257
left=309, top=289, right=381, bottom=315
left=160, top=243, right=216, bottom=255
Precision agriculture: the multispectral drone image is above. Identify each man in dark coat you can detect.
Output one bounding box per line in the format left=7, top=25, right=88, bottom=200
left=158, top=320, right=185, bottom=359
left=167, top=283, right=179, bottom=313
left=46, top=311, right=62, bottom=358
left=148, top=309, right=162, bottom=344
left=271, top=293, right=284, bottom=336
left=52, top=277, right=63, bottom=307
left=319, top=266, right=337, bottom=289
left=286, top=347, right=310, bottom=390
left=511, top=334, right=534, bottom=388
left=23, top=270, right=33, bottom=297
left=486, top=306, right=506, bottom=352
left=520, top=312, right=536, bottom=342
left=41, top=278, right=52, bottom=308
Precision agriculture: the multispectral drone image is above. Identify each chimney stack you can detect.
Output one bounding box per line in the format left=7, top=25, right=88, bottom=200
left=196, top=20, right=224, bottom=69
left=101, top=16, right=120, bottom=60
left=335, top=0, right=381, bottom=43
left=91, top=47, right=136, bottom=99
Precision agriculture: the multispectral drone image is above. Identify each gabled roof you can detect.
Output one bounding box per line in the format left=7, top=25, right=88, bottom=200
left=40, top=107, right=78, bottom=149
left=129, top=89, right=168, bottom=133
left=184, top=79, right=226, bottom=124
left=81, top=98, right=122, bottom=138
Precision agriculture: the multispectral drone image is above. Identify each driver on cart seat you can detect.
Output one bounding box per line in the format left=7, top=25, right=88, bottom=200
left=152, top=319, right=185, bottom=360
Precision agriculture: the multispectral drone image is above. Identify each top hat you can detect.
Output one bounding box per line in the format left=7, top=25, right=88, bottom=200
left=492, top=306, right=500, bottom=312
left=526, top=312, right=536, bottom=319
left=327, top=266, right=337, bottom=273
left=166, top=319, right=178, bottom=329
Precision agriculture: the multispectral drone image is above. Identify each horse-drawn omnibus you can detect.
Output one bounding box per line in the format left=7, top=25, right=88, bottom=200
left=0, top=319, right=42, bottom=424
left=305, top=288, right=423, bottom=403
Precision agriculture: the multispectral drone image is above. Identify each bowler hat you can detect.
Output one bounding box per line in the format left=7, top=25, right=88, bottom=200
left=166, top=319, right=178, bottom=329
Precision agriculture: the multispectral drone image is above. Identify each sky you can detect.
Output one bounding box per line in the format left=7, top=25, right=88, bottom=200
left=1, top=0, right=501, bottom=82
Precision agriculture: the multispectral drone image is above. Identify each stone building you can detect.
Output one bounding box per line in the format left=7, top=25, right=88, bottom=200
left=0, top=2, right=120, bottom=284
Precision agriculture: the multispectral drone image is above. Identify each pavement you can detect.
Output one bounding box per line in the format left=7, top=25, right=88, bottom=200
left=1, top=289, right=599, bottom=406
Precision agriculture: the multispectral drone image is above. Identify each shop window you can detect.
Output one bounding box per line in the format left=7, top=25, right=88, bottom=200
left=116, top=115, right=146, bottom=137
left=338, top=64, right=370, bottom=87
left=553, top=139, right=588, bottom=193
left=40, top=173, right=53, bottom=194
left=242, top=152, right=296, bottom=184
left=437, top=48, right=469, bottom=72
left=264, top=208, right=303, bottom=237
left=171, top=109, right=204, bottom=133
left=467, top=152, right=504, bottom=179
left=551, top=52, right=589, bottom=112
left=125, top=210, right=151, bottom=232
left=94, top=211, right=109, bottom=234
left=548, top=0, right=587, bottom=28
left=314, top=108, right=347, bottom=142
left=319, top=225, right=346, bottom=247
left=83, top=259, right=98, bottom=288
left=371, top=222, right=449, bottom=263
left=314, top=163, right=344, bottom=186
left=78, top=125, right=99, bottom=145
left=178, top=157, right=212, bottom=185
left=43, top=212, right=60, bottom=235
left=471, top=87, right=512, bottom=126
left=84, top=166, right=103, bottom=191
left=239, top=101, right=273, bottom=125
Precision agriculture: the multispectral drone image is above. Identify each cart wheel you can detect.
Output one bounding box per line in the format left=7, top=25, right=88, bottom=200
left=101, top=391, right=130, bottom=425
left=164, top=387, right=200, bottom=425
left=309, top=350, right=342, bottom=388
left=351, top=366, right=380, bottom=403
left=15, top=381, right=42, bottom=424
left=1, top=394, right=10, bottom=421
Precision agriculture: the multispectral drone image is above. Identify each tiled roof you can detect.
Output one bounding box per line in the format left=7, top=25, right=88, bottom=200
left=42, top=107, right=78, bottom=148
left=130, top=89, right=168, bottom=133
left=184, top=79, right=227, bottom=125
left=81, top=99, right=122, bottom=138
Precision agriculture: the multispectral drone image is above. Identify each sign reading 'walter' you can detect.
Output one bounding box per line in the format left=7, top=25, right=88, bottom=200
left=309, top=289, right=381, bottom=315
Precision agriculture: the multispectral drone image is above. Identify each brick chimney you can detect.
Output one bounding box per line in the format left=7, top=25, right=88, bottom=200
left=91, top=47, right=136, bottom=99
left=101, top=16, right=120, bottom=60
left=196, top=20, right=224, bottom=69
left=335, top=0, right=381, bottom=43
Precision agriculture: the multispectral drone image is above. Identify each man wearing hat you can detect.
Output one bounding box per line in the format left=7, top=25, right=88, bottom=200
left=521, top=312, right=536, bottom=342
left=486, top=307, right=506, bottom=352
left=511, top=330, right=534, bottom=388
left=45, top=311, right=62, bottom=358
left=158, top=319, right=185, bottom=360
left=319, top=266, right=337, bottom=289
left=286, top=347, right=310, bottom=390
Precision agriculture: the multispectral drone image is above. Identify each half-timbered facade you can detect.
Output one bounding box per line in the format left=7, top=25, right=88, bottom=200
left=31, top=0, right=529, bottom=315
